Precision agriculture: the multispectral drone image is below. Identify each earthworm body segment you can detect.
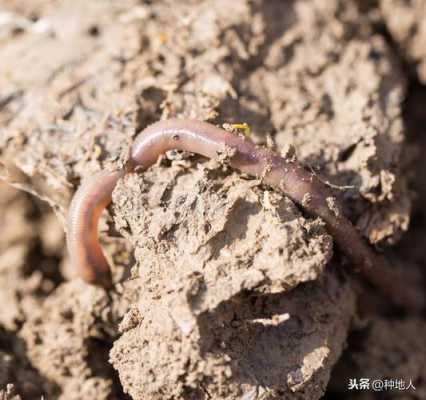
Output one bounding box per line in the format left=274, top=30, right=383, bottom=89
left=67, top=119, right=424, bottom=310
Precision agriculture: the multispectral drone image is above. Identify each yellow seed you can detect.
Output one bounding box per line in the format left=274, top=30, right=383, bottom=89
left=230, top=122, right=251, bottom=136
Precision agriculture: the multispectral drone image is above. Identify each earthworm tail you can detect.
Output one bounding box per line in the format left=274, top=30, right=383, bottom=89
left=67, top=169, right=124, bottom=288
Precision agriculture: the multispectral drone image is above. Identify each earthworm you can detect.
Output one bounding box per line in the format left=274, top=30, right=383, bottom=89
left=67, top=119, right=424, bottom=311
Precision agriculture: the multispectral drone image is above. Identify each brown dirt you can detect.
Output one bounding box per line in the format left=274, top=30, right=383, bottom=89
left=0, top=1, right=425, bottom=399
left=380, top=0, right=426, bottom=83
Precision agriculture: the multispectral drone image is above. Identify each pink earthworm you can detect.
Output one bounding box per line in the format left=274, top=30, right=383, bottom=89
left=66, top=119, right=424, bottom=310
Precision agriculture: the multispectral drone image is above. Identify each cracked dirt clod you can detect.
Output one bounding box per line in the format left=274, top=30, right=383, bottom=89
left=112, top=164, right=333, bottom=301
left=110, top=274, right=355, bottom=400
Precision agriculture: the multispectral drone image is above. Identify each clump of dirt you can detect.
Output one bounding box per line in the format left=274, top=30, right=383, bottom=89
left=19, top=281, right=132, bottom=400
left=109, top=160, right=347, bottom=398
left=113, top=163, right=333, bottom=300
left=111, top=274, right=355, bottom=399
left=0, top=0, right=425, bottom=399
left=253, top=0, right=411, bottom=246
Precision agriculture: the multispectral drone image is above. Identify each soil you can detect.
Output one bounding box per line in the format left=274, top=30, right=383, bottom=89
left=0, top=1, right=425, bottom=399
